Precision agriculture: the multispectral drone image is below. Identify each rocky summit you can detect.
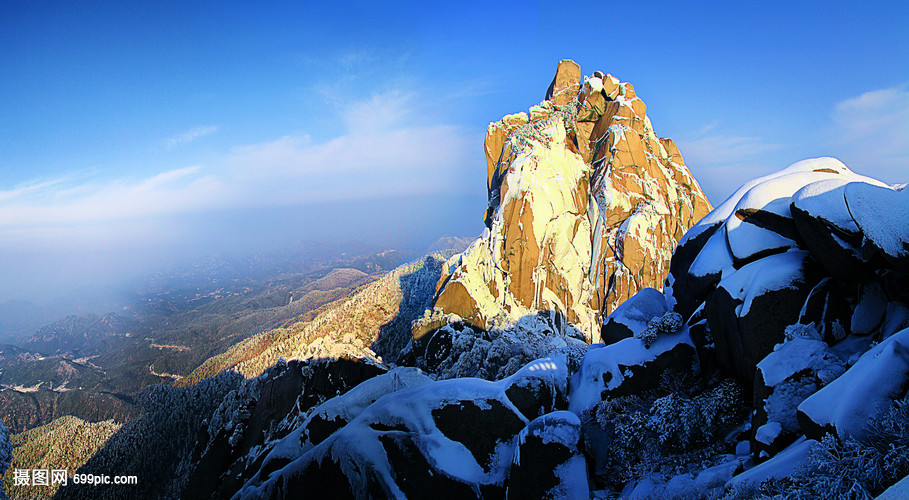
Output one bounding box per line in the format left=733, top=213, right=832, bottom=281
left=426, top=59, right=712, bottom=343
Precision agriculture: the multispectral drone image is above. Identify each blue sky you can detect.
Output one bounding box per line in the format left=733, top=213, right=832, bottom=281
left=1, top=0, right=908, bottom=303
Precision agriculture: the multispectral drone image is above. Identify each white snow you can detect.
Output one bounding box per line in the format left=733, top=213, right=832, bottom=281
left=688, top=226, right=735, bottom=278
left=718, top=249, right=808, bottom=317
left=726, top=436, right=818, bottom=490
left=878, top=473, right=909, bottom=500
left=681, top=157, right=876, bottom=246
left=798, top=327, right=909, bottom=440
left=567, top=329, right=694, bottom=414
left=845, top=181, right=909, bottom=260
left=755, top=421, right=782, bottom=445
left=758, top=338, right=837, bottom=388
left=604, top=287, right=668, bottom=335
left=791, top=178, right=860, bottom=232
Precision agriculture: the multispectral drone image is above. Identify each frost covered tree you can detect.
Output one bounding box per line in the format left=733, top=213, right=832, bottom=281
left=54, top=371, right=241, bottom=500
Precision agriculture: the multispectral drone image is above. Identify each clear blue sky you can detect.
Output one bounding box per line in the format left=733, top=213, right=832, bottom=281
left=1, top=0, right=907, bottom=302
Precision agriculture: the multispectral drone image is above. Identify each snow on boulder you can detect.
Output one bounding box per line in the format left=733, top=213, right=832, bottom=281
left=798, top=327, right=909, bottom=441
left=667, top=157, right=908, bottom=384
left=234, top=355, right=571, bottom=499
left=725, top=436, right=819, bottom=491
left=183, top=357, right=387, bottom=499
left=790, top=179, right=870, bottom=280
left=568, top=328, right=696, bottom=415
left=878, top=473, right=909, bottom=500
left=845, top=182, right=909, bottom=273
left=426, top=60, right=711, bottom=343
left=300, top=367, right=433, bottom=449
left=506, top=411, right=588, bottom=500
left=751, top=338, right=846, bottom=458
left=704, top=249, right=816, bottom=382
left=225, top=367, right=434, bottom=499
left=600, top=287, right=668, bottom=345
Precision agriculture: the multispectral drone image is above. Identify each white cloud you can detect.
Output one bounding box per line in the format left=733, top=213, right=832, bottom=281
left=830, top=85, right=909, bottom=183
left=165, top=125, right=219, bottom=149
left=674, top=129, right=782, bottom=203
left=676, top=134, right=780, bottom=166
left=0, top=91, right=477, bottom=241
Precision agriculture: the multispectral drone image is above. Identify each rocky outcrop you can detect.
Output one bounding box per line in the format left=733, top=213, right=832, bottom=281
left=667, top=157, right=909, bottom=383
left=232, top=355, right=570, bottom=499
left=182, top=357, right=386, bottom=500
left=428, top=60, right=711, bottom=343
left=506, top=411, right=588, bottom=499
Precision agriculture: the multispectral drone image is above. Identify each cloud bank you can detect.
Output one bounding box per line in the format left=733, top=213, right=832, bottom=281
left=0, top=91, right=477, bottom=244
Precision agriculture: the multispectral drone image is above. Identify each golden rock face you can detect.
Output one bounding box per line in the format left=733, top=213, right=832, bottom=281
left=431, top=60, right=712, bottom=343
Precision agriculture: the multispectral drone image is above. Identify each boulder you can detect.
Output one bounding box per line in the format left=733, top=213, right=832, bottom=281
left=600, top=288, right=667, bottom=345
left=798, top=327, right=909, bottom=441
left=790, top=179, right=867, bottom=280
left=506, top=411, right=588, bottom=499
left=234, top=356, right=571, bottom=499
left=845, top=182, right=909, bottom=273
left=798, top=278, right=854, bottom=343
left=568, top=330, right=696, bottom=415
left=706, top=250, right=817, bottom=382
left=183, top=357, right=387, bottom=500
left=751, top=338, right=846, bottom=458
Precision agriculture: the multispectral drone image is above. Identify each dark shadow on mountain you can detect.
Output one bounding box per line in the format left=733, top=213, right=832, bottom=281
left=370, top=255, right=446, bottom=363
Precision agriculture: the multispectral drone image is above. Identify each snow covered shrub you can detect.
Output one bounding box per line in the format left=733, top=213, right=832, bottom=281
left=784, top=322, right=822, bottom=341
left=756, top=394, right=909, bottom=499
left=56, top=371, right=242, bottom=500
left=587, top=378, right=747, bottom=491
left=636, top=311, right=684, bottom=348
left=413, top=313, right=587, bottom=380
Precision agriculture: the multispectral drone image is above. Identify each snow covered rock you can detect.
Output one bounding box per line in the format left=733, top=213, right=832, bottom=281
left=427, top=60, right=712, bottom=343
left=404, top=312, right=587, bottom=381
left=667, top=157, right=908, bottom=383
left=751, top=338, right=846, bottom=458
left=184, top=357, right=387, bottom=499
left=233, top=355, right=570, bottom=499
left=845, top=182, right=909, bottom=273
left=704, top=249, right=817, bottom=381
left=878, top=473, right=909, bottom=500
left=506, top=411, right=588, bottom=500
left=600, top=287, right=668, bottom=345
left=790, top=179, right=868, bottom=280
left=725, top=436, right=819, bottom=491
left=568, top=329, right=696, bottom=415
left=299, top=367, right=433, bottom=449
left=797, top=327, right=909, bottom=441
